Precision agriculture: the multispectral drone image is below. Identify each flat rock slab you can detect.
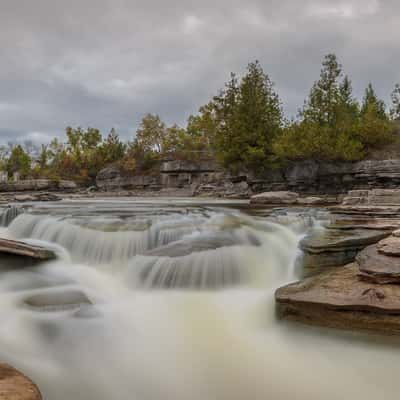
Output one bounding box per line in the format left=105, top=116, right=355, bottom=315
left=331, top=205, right=400, bottom=217
left=357, top=245, right=400, bottom=284
left=327, top=217, right=400, bottom=231
left=0, top=238, right=55, bottom=260
left=377, top=236, right=400, bottom=257
left=250, top=191, right=299, bottom=205
left=276, top=264, right=400, bottom=335
left=0, top=363, right=42, bottom=399
left=300, top=229, right=390, bottom=253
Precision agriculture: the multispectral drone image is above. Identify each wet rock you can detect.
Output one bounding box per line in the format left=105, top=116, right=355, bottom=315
left=24, top=290, right=92, bottom=312
left=275, top=263, right=400, bottom=335
left=250, top=191, right=299, bottom=205
left=327, top=217, right=400, bottom=231
left=300, top=229, right=390, bottom=269
left=0, top=238, right=55, bottom=260
left=0, top=363, right=42, bottom=399
left=145, top=232, right=260, bottom=257
left=357, top=245, right=400, bottom=284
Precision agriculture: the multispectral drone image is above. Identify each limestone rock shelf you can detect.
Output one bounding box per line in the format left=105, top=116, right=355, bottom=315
left=276, top=264, right=400, bottom=335
left=299, top=228, right=390, bottom=269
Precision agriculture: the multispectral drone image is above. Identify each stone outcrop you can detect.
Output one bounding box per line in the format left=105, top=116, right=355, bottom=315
left=0, top=179, right=77, bottom=192
left=0, top=238, right=55, bottom=260
left=276, top=263, right=400, bottom=335
left=96, top=166, right=161, bottom=191
left=0, top=363, right=42, bottom=399
left=96, top=159, right=400, bottom=197
left=300, top=229, right=390, bottom=270
left=254, top=159, right=400, bottom=195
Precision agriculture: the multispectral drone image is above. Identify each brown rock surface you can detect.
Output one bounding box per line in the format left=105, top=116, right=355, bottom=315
left=357, top=245, right=400, bottom=284
left=0, top=238, right=55, bottom=260
left=0, top=364, right=42, bottom=399
left=276, top=264, right=400, bottom=334
left=377, top=236, right=400, bottom=257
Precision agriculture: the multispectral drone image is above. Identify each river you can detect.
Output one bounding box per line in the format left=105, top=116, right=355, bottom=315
left=0, top=198, right=398, bottom=400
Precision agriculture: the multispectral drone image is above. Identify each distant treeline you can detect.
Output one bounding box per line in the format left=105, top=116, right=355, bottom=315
left=4, top=53, right=400, bottom=183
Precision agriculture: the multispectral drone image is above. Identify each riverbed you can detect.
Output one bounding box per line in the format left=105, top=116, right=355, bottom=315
left=0, top=198, right=399, bottom=400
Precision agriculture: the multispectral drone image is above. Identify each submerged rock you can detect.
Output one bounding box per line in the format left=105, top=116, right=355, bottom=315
left=300, top=229, right=390, bottom=270
left=24, top=290, right=92, bottom=312
left=0, top=363, right=42, bottom=399
left=276, top=263, right=400, bottom=335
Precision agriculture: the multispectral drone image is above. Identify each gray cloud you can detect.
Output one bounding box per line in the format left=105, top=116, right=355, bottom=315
left=1, top=0, right=399, bottom=143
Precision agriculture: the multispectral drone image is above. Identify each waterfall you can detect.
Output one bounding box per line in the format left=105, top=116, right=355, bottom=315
left=0, top=205, right=24, bottom=227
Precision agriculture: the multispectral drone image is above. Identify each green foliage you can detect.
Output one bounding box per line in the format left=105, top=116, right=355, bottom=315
left=211, top=61, right=283, bottom=172
left=273, top=54, right=391, bottom=162
left=2, top=55, right=399, bottom=182
left=7, top=145, right=31, bottom=178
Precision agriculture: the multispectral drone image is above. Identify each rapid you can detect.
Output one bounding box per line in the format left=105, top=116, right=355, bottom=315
left=0, top=198, right=398, bottom=400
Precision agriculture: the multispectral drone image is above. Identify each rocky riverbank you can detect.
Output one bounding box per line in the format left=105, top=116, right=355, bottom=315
left=276, top=188, right=400, bottom=335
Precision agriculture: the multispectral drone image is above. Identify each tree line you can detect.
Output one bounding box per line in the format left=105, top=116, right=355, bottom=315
left=4, top=53, right=400, bottom=183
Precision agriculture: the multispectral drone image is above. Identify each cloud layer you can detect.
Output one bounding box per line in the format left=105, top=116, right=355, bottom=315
left=1, top=0, right=399, bottom=143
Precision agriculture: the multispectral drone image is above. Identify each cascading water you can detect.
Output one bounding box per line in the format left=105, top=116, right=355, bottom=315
left=0, top=199, right=399, bottom=400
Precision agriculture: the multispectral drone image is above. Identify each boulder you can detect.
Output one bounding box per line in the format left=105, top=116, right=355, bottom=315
left=357, top=244, right=400, bottom=284
left=276, top=263, right=400, bottom=335
left=250, top=191, right=299, bottom=205
left=0, top=238, right=55, bottom=260
left=300, top=229, right=390, bottom=269
left=0, top=363, right=42, bottom=399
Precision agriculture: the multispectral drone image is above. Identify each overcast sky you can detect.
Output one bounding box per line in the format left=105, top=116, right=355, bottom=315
left=1, top=0, right=399, bottom=144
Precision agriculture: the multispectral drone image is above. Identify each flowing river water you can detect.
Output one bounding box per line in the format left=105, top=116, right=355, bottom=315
left=0, top=198, right=399, bottom=400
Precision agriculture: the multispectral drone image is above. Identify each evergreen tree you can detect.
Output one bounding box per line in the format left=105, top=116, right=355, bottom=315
left=213, top=62, right=283, bottom=172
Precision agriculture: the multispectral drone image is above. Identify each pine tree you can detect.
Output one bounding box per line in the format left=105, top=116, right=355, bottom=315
left=213, top=62, right=283, bottom=172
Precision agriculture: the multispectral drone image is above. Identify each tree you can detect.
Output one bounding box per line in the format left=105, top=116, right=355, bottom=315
left=98, top=128, right=126, bottom=165
left=136, top=114, right=166, bottom=153
left=6, top=145, right=31, bottom=178
left=361, top=84, right=386, bottom=118
left=273, top=54, right=364, bottom=161
left=212, top=61, right=283, bottom=172
left=390, top=84, right=400, bottom=120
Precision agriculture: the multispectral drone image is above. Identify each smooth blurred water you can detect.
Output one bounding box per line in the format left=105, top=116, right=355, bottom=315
left=0, top=198, right=398, bottom=400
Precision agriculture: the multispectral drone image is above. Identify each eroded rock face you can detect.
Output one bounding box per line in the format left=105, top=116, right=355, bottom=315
left=276, top=264, right=400, bottom=335
left=300, top=229, right=390, bottom=269
left=96, top=166, right=161, bottom=191
left=0, top=363, right=42, bottom=400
